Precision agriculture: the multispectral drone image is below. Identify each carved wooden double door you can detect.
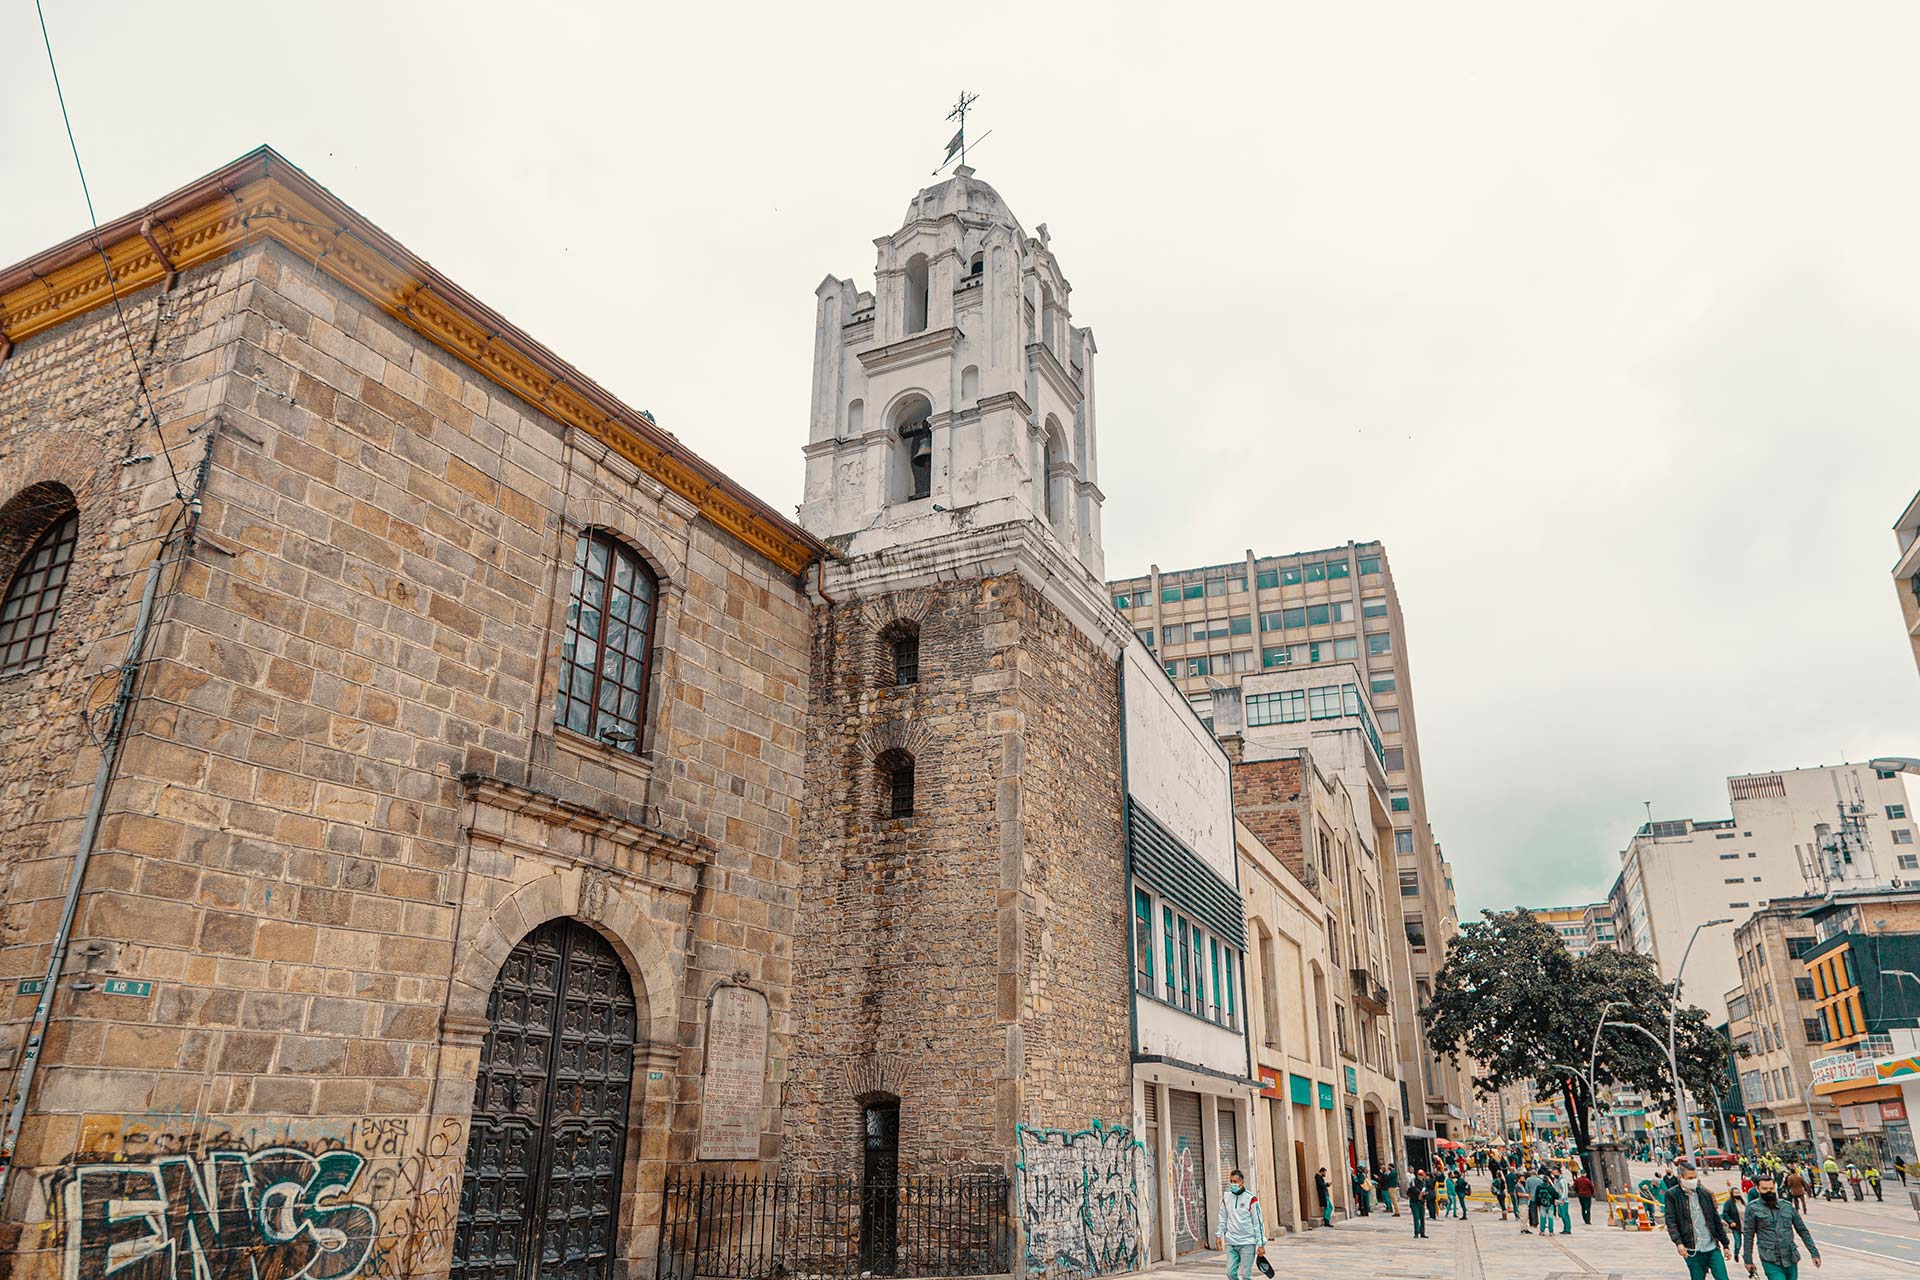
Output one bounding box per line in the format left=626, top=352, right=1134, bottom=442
left=453, top=918, right=638, bottom=1280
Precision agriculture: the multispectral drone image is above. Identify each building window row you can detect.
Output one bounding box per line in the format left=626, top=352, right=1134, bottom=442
left=1133, top=884, right=1241, bottom=1031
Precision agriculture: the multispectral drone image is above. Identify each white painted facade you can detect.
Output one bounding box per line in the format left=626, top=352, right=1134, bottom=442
left=801, top=167, right=1105, bottom=581
left=1728, top=764, right=1920, bottom=888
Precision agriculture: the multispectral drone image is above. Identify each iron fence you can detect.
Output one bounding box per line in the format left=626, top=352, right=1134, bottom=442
left=658, top=1170, right=1013, bottom=1280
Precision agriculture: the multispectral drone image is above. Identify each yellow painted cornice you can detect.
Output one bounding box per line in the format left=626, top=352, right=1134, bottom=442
left=0, top=147, right=826, bottom=576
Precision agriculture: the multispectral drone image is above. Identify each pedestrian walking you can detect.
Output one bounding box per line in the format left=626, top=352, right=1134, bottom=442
left=1742, top=1173, right=1821, bottom=1279
left=1784, top=1168, right=1809, bottom=1216
left=1573, top=1170, right=1595, bottom=1224
left=1213, top=1168, right=1268, bottom=1280
left=1664, top=1159, right=1734, bottom=1280
left=1866, top=1165, right=1882, bottom=1201
left=1352, top=1165, right=1371, bottom=1215
left=1509, top=1169, right=1527, bottom=1230
left=1554, top=1171, right=1573, bottom=1234
left=1844, top=1164, right=1861, bottom=1201
left=1897, top=1159, right=1909, bottom=1187
left=1454, top=1171, right=1472, bottom=1219
left=1409, top=1169, right=1431, bottom=1240
left=1494, top=1167, right=1510, bottom=1220
left=1380, top=1163, right=1399, bottom=1215
left=1722, top=1185, right=1745, bottom=1264
left=1314, top=1167, right=1332, bottom=1226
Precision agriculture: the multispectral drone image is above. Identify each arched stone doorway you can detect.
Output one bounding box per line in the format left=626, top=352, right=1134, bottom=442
left=452, top=917, right=639, bottom=1280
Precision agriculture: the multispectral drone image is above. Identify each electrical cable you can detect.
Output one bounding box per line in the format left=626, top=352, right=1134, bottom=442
left=32, top=0, right=187, bottom=505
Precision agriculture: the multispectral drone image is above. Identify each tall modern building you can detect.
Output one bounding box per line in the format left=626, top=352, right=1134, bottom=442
left=1893, top=489, right=1920, bottom=681
left=1107, top=546, right=1469, bottom=1132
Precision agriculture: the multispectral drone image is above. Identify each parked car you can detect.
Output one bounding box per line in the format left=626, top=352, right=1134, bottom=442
left=1696, top=1147, right=1739, bottom=1168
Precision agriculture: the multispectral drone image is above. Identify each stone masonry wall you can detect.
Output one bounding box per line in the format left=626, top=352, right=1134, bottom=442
left=0, top=238, right=810, bottom=1280
left=785, top=567, right=1130, bottom=1181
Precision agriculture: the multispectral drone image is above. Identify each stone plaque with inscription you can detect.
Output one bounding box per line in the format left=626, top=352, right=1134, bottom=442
left=699, top=984, right=769, bottom=1160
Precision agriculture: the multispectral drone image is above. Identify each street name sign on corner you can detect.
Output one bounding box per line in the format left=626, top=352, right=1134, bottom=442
left=101, top=978, right=152, bottom=998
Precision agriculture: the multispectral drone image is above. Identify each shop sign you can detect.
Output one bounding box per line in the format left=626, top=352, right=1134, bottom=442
left=1811, top=1052, right=1877, bottom=1088
left=1878, top=1055, right=1920, bottom=1082
left=1290, top=1073, right=1314, bottom=1106
left=1884, top=1100, right=1909, bottom=1124
left=1258, top=1067, right=1285, bottom=1100
left=1344, top=1065, right=1358, bottom=1095
left=1317, top=1081, right=1335, bottom=1110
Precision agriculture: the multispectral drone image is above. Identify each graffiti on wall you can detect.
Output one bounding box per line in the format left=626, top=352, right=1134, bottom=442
left=35, top=1112, right=466, bottom=1280
left=1169, top=1138, right=1204, bottom=1248
left=58, top=1147, right=377, bottom=1280
left=1013, top=1119, right=1145, bottom=1279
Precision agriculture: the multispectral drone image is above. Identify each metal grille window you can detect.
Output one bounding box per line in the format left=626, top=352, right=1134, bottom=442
left=556, top=530, right=657, bottom=751
left=890, top=630, right=919, bottom=686
left=0, top=510, right=78, bottom=676
left=881, top=751, right=914, bottom=819
left=1246, top=689, right=1306, bottom=726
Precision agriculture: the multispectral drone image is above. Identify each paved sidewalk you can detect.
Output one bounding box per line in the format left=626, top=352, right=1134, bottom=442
left=1148, top=1203, right=1920, bottom=1279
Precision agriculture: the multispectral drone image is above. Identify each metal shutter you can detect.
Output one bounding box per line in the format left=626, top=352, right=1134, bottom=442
left=1170, top=1091, right=1206, bottom=1253
left=1218, top=1102, right=1239, bottom=1181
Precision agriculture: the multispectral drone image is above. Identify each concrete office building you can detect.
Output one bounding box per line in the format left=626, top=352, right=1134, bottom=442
left=1611, top=764, right=1920, bottom=1025
left=1212, top=669, right=1420, bottom=1160
left=1730, top=898, right=1838, bottom=1150
left=1108, top=546, right=1468, bottom=1134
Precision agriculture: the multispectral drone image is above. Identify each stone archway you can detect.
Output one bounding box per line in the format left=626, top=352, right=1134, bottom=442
left=452, top=917, right=638, bottom=1280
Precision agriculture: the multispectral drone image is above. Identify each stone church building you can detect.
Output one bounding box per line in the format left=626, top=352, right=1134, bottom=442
left=0, top=150, right=1252, bottom=1280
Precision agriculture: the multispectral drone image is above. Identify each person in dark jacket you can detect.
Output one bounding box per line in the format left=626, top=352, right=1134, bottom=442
left=1664, top=1159, right=1733, bottom=1280
left=1314, top=1167, right=1332, bottom=1226
left=1743, top=1173, right=1821, bottom=1279
left=1408, top=1169, right=1430, bottom=1239
left=1721, top=1188, right=1745, bottom=1264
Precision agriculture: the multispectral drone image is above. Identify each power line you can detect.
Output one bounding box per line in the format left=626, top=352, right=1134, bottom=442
left=32, top=0, right=187, bottom=504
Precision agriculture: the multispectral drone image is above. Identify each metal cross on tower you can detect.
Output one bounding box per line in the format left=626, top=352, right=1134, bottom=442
left=935, top=91, right=990, bottom=174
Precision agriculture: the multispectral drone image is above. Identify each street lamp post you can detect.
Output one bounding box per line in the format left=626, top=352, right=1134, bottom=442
left=1869, top=757, right=1920, bottom=776
left=1602, top=1018, right=1689, bottom=1162
left=1668, top=918, right=1732, bottom=1161
left=1801, top=1079, right=1826, bottom=1168
left=1549, top=1060, right=1602, bottom=1188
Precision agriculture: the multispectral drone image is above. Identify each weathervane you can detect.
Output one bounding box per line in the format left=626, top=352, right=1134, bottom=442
left=935, top=91, right=992, bottom=175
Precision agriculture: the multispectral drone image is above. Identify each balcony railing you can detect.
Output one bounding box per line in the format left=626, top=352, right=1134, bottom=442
left=1349, top=967, right=1390, bottom=1015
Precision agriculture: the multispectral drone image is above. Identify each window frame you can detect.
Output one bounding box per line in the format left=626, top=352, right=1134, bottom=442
left=555, top=529, right=660, bottom=752
left=0, top=507, right=80, bottom=677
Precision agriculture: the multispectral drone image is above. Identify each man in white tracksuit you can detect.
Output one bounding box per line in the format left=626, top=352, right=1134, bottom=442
left=1214, top=1168, right=1268, bottom=1280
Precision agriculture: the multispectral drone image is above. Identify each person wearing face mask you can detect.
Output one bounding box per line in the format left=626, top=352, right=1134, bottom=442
left=1742, top=1173, right=1821, bottom=1279
left=1663, top=1158, right=1733, bottom=1279
left=1213, top=1168, right=1267, bottom=1280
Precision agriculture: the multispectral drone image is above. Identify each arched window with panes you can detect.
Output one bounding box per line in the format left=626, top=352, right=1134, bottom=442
left=555, top=529, right=658, bottom=752
left=0, top=485, right=80, bottom=677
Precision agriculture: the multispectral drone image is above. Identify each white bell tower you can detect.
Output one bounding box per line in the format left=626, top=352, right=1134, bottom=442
left=799, top=167, right=1106, bottom=581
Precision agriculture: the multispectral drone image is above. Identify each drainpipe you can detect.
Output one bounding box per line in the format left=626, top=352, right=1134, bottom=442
left=0, top=446, right=208, bottom=1206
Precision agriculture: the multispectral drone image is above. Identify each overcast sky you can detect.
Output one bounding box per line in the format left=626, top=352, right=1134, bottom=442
left=6, top=2, right=1918, bottom=918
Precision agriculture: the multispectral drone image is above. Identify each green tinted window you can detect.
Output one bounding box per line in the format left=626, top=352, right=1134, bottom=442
left=1261, top=647, right=1289, bottom=668
left=1358, top=556, right=1382, bottom=576
left=1283, top=607, right=1306, bottom=629
left=1162, top=586, right=1181, bottom=603
left=1183, top=583, right=1205, bottom=600
left=1282, top=566, right=1303, bottom=585
left=1256, top=569, right=1279, bottom=589
left=1113, top=594, right=1132, bottom=609
left=1327, top=559, right=1350, bottom=579
left=1306, top=604, right=1329, bottom=626
left=1229, top=615, right=1252, bottom=636
left=1305, top=562, right=1327, bottom=582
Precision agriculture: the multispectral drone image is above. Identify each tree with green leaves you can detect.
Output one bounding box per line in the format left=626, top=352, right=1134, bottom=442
left=1421, top=908, right=1733, bottom=1163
